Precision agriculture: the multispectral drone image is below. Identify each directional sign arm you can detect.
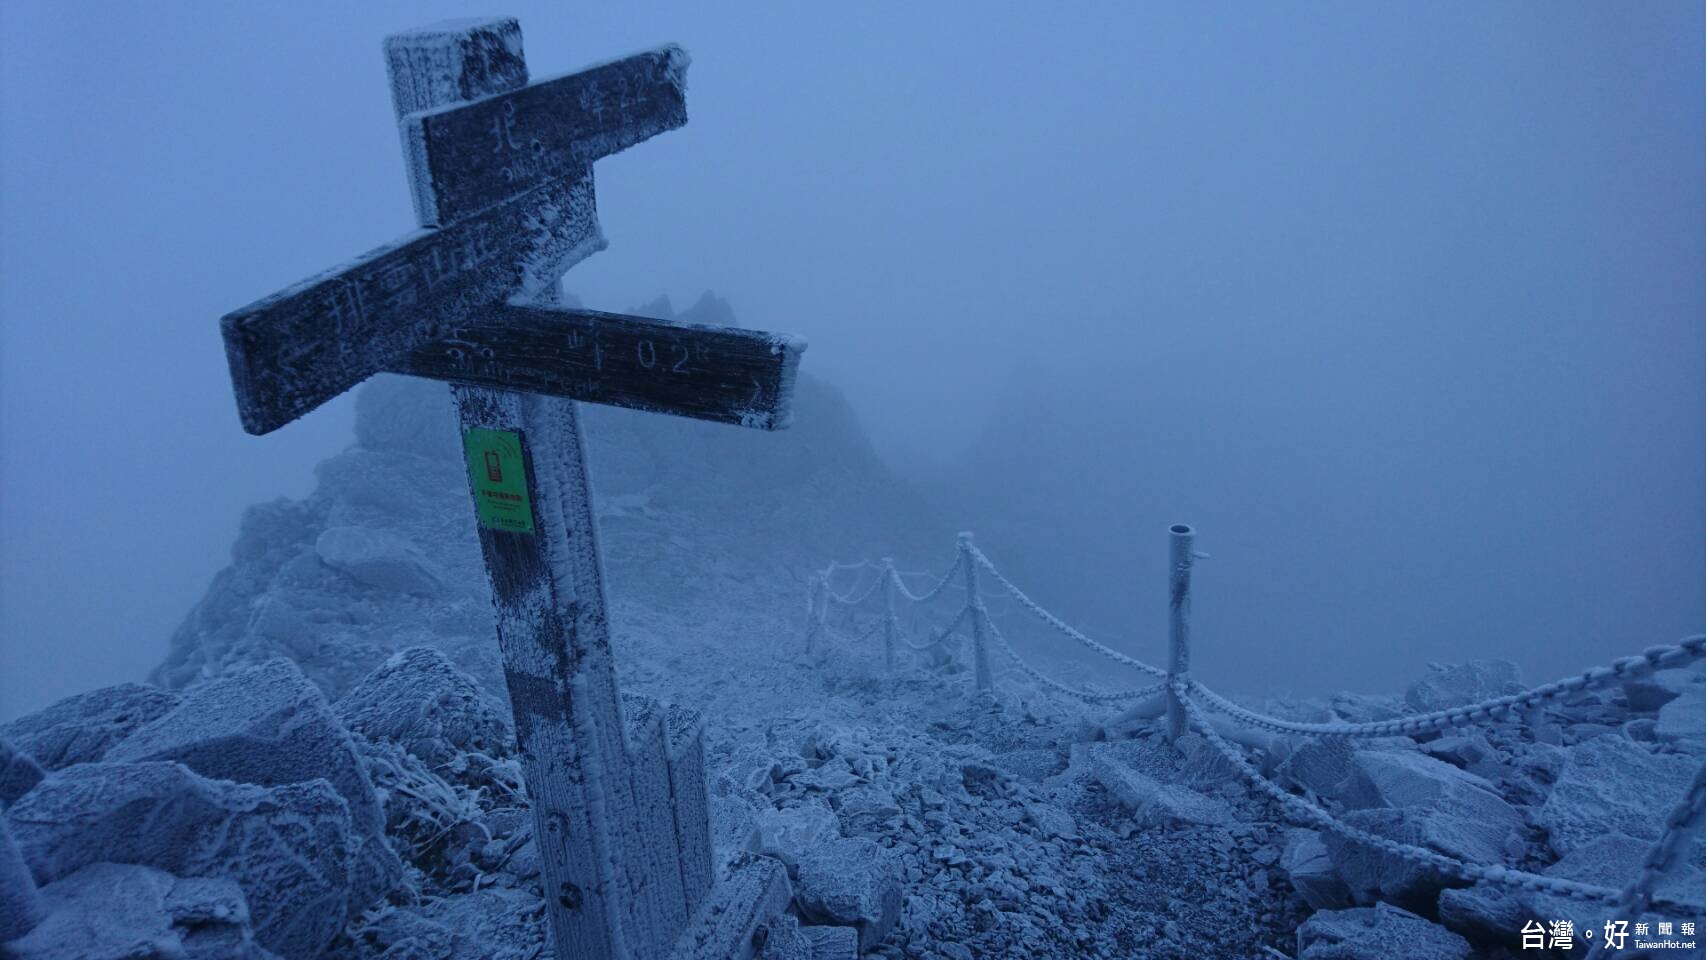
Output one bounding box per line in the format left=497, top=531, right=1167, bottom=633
left=401, top=47, right=689, bottom=226
left=396, top=305, right=805, bottom=430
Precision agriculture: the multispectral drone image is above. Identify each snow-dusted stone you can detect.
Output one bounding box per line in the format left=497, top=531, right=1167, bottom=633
left=0, top=738, right=43, bottom=807
left=334, top=646, right=511, bottom=775
left=1404, top=660, right=1523, bottom=713
left=1296, top=902, right=1471, bottom=960
left=1525, top=832, right=1706, bottom=936
left=1089, top=758, right=1232, bottom=828
left=4, top=862, right=278, bottom=960
left=754, top=796, right=840, bottom=874
left=754, top=911, right=811, bottom=960
left=1435, top=883, right=1526, bottom=945
left=1656, top=684, right=1706, bottom=743
left=1277, top=737, right=1357, bottom=798
left=711, top=794, right=761, bottom=872
left=1, top=817, right=42, bottom=942
left=800, top=924, right=859, bottom=960
left=1324, top=751, right=1520, bottom=905
left=0, top=683, right=181, bottom=771
left=1279, top=829, right=1352, bottom=910
left=1535, top=734, right=1695, bottom=856
left=793, top=837, right=903, bottom=951
left=315, top=525, right=445, bottom=596
left=1418, top=734, right=1494, bottom=769
left=1021, top=800, right=1078, bottom=841
left=5, top=761, right=352, bottom=959
left=104, top=659, right=400, bottom=915
left=1623, top=668, right=1695, bottom=713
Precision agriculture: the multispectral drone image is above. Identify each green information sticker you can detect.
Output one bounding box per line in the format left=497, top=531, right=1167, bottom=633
left=462, top=428, right=536, bottom=534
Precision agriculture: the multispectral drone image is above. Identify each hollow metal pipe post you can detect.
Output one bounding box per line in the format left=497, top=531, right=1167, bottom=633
left=881, top=558, right=898, bottom=671
left=1167, top=523, right=1197, bottom=743
left=960, top=532, right=993, bottom=692
left=804, top=574, right=824, bottom=654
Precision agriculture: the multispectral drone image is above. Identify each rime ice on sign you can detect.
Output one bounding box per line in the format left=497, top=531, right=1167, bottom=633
left=215, top=17, right=806, bottom=960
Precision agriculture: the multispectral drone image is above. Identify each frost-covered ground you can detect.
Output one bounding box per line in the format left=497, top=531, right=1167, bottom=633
left=4, top=296, right=1704, bottom=959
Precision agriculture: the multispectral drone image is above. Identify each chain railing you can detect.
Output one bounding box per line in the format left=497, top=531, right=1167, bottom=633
left=805, top=526, right=1706, bottom=933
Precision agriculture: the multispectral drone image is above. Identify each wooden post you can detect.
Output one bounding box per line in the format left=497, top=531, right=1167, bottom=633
left=218, top=18, right=806, bottom=958
left=1166, top=523, right=1196, bottom=743
left=880, top=558, right=898, bottom=671
left=959, top=533, right=993, bottom=692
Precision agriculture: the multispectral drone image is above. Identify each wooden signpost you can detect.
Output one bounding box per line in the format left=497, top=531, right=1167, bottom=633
left=219, top=18, right=802, bottom=960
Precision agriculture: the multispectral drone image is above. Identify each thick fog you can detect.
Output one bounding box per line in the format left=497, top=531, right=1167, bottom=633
left=2, top=2, right=1701, bottom=721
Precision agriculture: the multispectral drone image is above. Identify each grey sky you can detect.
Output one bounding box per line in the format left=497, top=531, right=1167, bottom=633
left=2, top=2, right=1701, bottom=718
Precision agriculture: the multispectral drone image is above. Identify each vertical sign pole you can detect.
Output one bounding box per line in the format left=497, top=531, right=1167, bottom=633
left=1166, top=524, right=1196, bottom=744
left=385, top=23, right=634, bottom=960
left=881, top=559, right=898, bottom=671
left=959, top=533, right=993, bottom=693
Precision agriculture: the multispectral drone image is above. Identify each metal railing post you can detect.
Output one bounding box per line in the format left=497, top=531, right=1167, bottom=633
left=959, top=532, right=992, bottom=692
left=804, top=574, right=824, bottom=654
left=880, top=558, right=897, bottom=671
left=1167, top=523, right=1197, bottom=743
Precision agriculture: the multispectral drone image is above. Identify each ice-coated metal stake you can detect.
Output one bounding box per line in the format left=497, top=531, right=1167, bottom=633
left=960, top=532, right=993, bottom=692
left=1166, top=523, right=1197, bottom=743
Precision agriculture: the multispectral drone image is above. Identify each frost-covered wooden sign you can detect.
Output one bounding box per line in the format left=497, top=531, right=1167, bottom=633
left=215, top=17, right=802, bottom=960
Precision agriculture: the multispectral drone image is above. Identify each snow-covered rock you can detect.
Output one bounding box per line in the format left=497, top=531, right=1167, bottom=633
left=334, top=645, right=512, bottom=778
left=1434, top=882, right=1526, bottom=945
left=0, top=738, right=43, bottom=807
left=3, top=862, right=278, bottom=960
left=315, top=525, right=445, bottom=597
left=105, top=658, right=400, bottom=914
left=1403, top=660, right=1523, bottom=713
left=793, top=836, right=902, bottom=950
left=1280, top=829, right=1352, bottom=910
left=1297, top=902, right=1471, bottom=960
left=0, top=818, right=41, bottom=943
left=754, top=912, right=811, bottom=960
left=5, top=761, right=352, bottom=959
left=1325, top=750, right=1520, bottom=905
left=1623, top=668, right=1696, bottom=713
left=1535, top=734, right=1695, bottom=856
left=800, top=923, right=859, bottom=960
left=753, top=796, right=840, bottom=874
left=1655, top=684, right=1706, bottom=742
left=1277, top=737, right=1356, bottom=798
left=0, top=683, right=180, bottom=771
left=1417, top=733, right=1494, bottom=769
left=1086, top=754, right=1232, bottom=828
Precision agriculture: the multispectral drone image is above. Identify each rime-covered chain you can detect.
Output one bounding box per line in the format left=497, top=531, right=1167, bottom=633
left=1187, top=635, right=1706, bottom=738
left=987, top=614, right=1166, bottom=704
left=887, top=554, right=965, bottom=604
left=1179, top=690, right=1704, bottom=913
left=967, top=545, right=1168, bottom=679
left=1589, top=754, right=1706, bottom=958
left=825, top=570, right=886, bottom=607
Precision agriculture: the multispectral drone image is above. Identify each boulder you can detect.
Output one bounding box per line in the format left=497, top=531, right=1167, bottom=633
left=1, top=817, right=42, bottom=942
left=1279, top=829, right=1352, bottom=910
left=1535, top=735, right=1695, bottom=856
left=1297, top=902, right=1472, bottom=960
left=1527, top=832, right=1706, bottom=936
left=105, top=659, right=401, bottom=913
left=793, top=836, right=902, bottom=951
left=0, top=683, right=180, bottom=770
left=1418, top=734, right=1494, bottom=769
left=315, top=525, right=444, bottom=596
left=1088, top=757, right=1231, bottom=828
left=5, top=761, right=353, bottom=959
left=1656, top=685, right=1706, bottom=743
left=334, top=646, right=511, bottom=776
left=1435, top=883, right=1526, bottom=946
left=1277, top=737, right=1357, bottom=798
left=1404, top=661, right=1522, bottom=713
left=754, top=912, right=812, bottom=960
left=1623, top=669, right=1695, bottom=713
left=3, top=861, right=279, bottom=960
left=1325, top=752, right=1520, bottom=906
left=1021, top=800, right=1078, bottom=841
left=753, top=796, right=840, bottom=874
left=800, top=924, right=859, bottom=960
left=0, top=738, right=43, bottom=807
